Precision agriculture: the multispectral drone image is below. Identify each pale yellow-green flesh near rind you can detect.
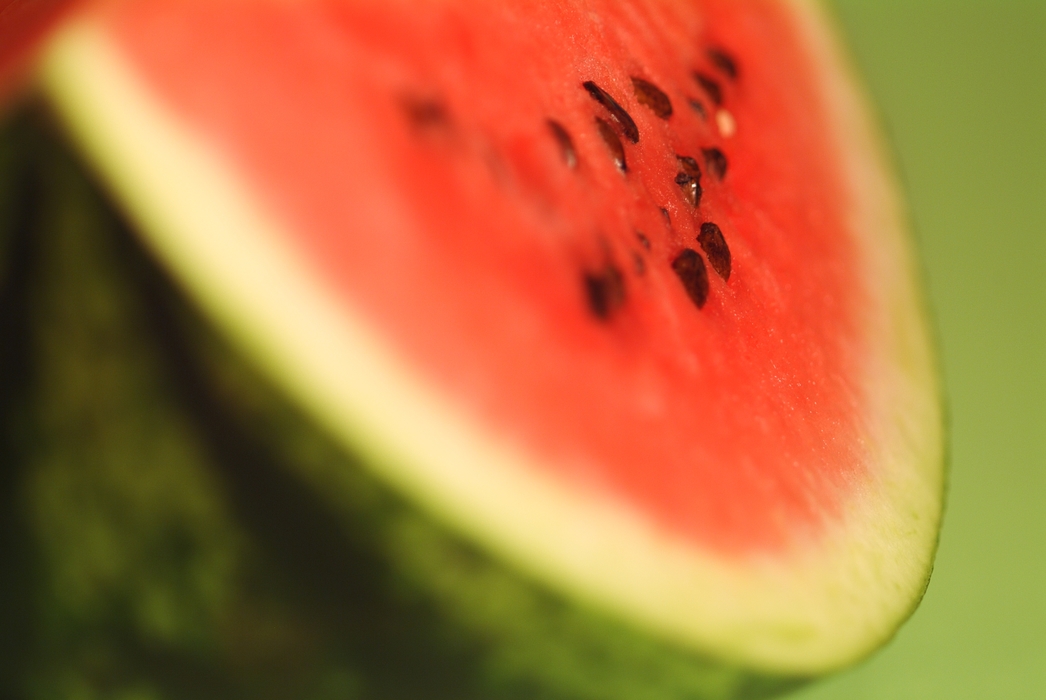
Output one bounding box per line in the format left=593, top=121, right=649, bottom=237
left=38, top=0, right=943, bottom=676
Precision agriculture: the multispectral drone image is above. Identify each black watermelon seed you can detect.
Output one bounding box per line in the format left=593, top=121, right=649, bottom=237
left=585, top=264, right=627, bottom=319
left=595, top=117, right=627, bottom=172
left=672, top=248, right=709, bottom=309
left=675, top=171, right=701, bottom=207
left=636, top=231, right=651, bottom=250
left=583, top=81, right=640, bottom=143
left=401, top=95, right=451, bottom=129
left=702, top=147, right=728, bottom=179
left=546, top=119, right=578, bottom=169
left=693, top=72, right=723, bottom=106
left=698, top=222, right=731, bottom=280
left=688, top=98, right=708, bottom=120
left=631, top=77, right=673, bottom=119
left=633, top=251, right=646, bottom=275
left=675, top=155, right=702, bottom=207
left=660, top=207, right=671, bottom=225
left=707, top=48, right=739, bottom=80
left=677, top=155, right=701, bottom=177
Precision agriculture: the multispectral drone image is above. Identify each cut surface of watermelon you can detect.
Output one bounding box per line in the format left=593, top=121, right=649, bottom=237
left=104, top=0, right=870, bottom=556
left=37, top=0, right=943, bottom=677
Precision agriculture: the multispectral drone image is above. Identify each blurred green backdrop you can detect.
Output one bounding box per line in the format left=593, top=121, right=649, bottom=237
left=793, top=2, right=1045, bottom=698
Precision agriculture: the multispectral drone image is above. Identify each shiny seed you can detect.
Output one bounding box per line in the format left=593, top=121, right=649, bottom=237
left=596, top=117, right=627, bottom=172
left=675, top=155, right=702, bottom=207
left=546, top=119, right=578, bottom=169
left=672, top=248, right=709, bottom=309
left=677, top=155, right=701, bottom=177
left=702, top=147, right=728, bottom=179
left=698, top=222, right=731, bottom=280
left=631, top=77, right=673, bottom=119
left=585, top=264, right=627, bottom=319
left=583, top=81, right=640, bottom=143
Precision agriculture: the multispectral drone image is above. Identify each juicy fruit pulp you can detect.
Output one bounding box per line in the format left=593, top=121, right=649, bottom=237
left=7, top=0, right=944, bottom=694
left=102, top=0, right=864, bottom=555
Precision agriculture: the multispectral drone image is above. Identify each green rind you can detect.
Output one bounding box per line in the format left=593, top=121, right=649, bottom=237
left=7, top=113, right=800, bottom=699
left=35, top=0, right=944, bottom=677
left=0, top=108, right=42, bottom=699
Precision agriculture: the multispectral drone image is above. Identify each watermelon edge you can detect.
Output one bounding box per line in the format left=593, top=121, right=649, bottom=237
left=36, top=0, right=944, bottom=676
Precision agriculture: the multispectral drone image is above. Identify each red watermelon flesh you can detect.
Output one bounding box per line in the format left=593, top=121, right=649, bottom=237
left=101, top=0, right=864, bottom=555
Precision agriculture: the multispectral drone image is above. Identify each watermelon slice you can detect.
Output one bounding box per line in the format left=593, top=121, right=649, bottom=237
left=5, top=0, right=943, bottom=695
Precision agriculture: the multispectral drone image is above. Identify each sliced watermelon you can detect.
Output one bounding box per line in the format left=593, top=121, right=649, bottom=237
left=9, top=0, right=944, bottom=694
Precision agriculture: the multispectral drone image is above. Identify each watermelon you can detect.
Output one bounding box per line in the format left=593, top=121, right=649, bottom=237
left=0, top=0, right=944, bottom=697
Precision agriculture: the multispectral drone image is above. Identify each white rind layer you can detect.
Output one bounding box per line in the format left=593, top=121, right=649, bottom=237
left=39, top=0, right=943, bottom=674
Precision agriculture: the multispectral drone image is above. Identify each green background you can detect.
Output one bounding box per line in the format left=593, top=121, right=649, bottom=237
left=793, top=2, right=1045, bottom=698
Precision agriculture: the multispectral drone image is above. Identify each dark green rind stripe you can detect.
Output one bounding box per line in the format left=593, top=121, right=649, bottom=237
left=0, top=109, right=47, bottom=700
left=6, top=111, right=805, bottom=700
